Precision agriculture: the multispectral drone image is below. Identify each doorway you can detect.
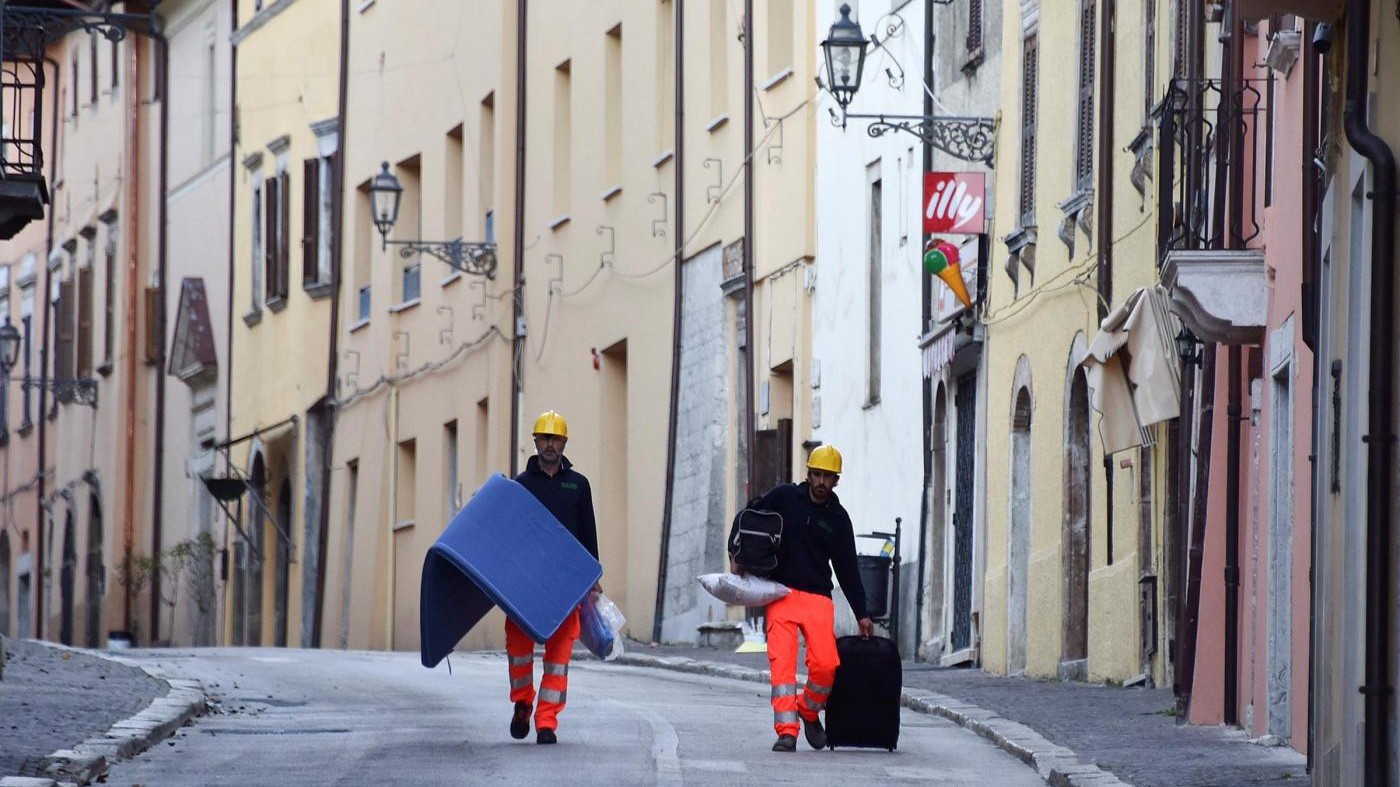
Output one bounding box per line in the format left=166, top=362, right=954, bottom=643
left=1061, top=370, right=1091, bottom=679
left=1008, top=387, right=1032, bottom=675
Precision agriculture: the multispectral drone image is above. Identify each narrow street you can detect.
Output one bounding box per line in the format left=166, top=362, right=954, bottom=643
left=103, top=648, right=1043, bottom=786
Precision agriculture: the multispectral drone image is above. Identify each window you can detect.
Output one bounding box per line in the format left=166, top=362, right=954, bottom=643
left=1143, top=0, right=1156, bottom=122
left=354, top=181, right=372, bottom=322
left=1075, top=0, right=1097, bottom=191
left=111, top=37, right=119, bottom=90
left=656, top=1, right=674, bottom=151
left=765, top=0, right=792, bottom=78
left=101, top=219, right=116, bottom=371
left=709, top=2, right=728, bottom=119
left=479, top=94, right=496, bottom=239
left=302, top=157, right=322, bottom=286
left=77, top=265, right=93, bottom=378
left=89, top=34, right=98, bottom=105
left=553, top=61, right=572, bottom=216
left=53, top=274, right=70, bottom=414
left=867, top=168, right=882, bottom=406
left=71, top=51, right=79, bottom=116
left=445, top=125, right=464, bottom=242
left=444, top=420, right=460, bottom=517
left=968, top=0, right=985, bottom=58
left=394, top=156, right=422, bottom=304
left=1019, top=33, right=1039, bottom=227
left=251, top=176, right=264, bottom=312
left=396, top=439, right=417, bottom=529
left=605, top=26, right=622, bottom=187
left=19, top=275, right=33, bottom=428
left=265, top=167, right=290, bottom=304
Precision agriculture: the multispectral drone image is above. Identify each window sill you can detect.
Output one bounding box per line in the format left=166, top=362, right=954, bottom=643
left=440, top=271, right=463, bottom=288
left=548, top=214, right=571, bottom=231
left=705, top=114, right=730, bottom=133
left=962, top=49, right=985, bottom=76
left=600, top=184, right=623, bottom=203
left=348, top=317, right=370, bottom=333
left=357, top=0, right=375, bottom=11
left=303, top=281, right=334, bottom=300
left=266, top=296, right=288, bottom=314
left=388, top=297, right=421, bottom=314
left=651, top=149, right=674, bottom=169
left=761, top=67, right=793, bottom=92
left=17, top=422, right=32, bottom=438
left=393, top=519, right=415, bottom=532
left=862, top=396, right=881, bottom=411
left=242, top=309, right=263, bottom=327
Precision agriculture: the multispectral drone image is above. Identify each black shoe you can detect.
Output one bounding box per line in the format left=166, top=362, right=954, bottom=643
left=510, top=702, right=531, bottom=740
left=802, top=716, right=827, bottom=750
left=537, top=728, right=557, bottom=745
left=771, top=734, right=797, bottom=752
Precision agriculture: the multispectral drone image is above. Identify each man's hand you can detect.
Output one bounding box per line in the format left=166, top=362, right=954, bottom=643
left=858, top=617, right=875, bottom=638
left=729, top=561, right=746, bottom=577
left=592, top=581, right=603, bottom=594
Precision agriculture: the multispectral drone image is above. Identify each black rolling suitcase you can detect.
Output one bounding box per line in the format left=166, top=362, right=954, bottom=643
left=824, top=635, right=901, bottom=751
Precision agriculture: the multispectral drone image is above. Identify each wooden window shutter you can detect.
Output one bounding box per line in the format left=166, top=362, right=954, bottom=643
left=279, top=170, right=291, bottom=298
left=56, top=281, right=75, bottom=382
left=302, top=158, right=320, bottom=285
left=1019, top=34, right=1039, bottom=226
left=77, top=267, right=93, bottom=377
left=1076, top=1, right=1097, bottom=189
left=967, top=0, right=984, bottom=54
left=264, top=175, right=278, bottom=302
left=144, top=285, right=160, bottom=365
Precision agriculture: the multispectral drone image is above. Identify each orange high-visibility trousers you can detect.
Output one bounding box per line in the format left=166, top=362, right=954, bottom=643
left=765, top=589, right=840, bottom=738
left=505, top=608, right=581, bottom=732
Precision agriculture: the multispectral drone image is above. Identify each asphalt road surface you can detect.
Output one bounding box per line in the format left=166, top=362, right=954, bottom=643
left=105, top=648, right=1045, bottom=786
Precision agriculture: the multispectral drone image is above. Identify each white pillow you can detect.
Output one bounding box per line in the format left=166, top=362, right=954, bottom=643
left=697, top=573, right=791, bottom=606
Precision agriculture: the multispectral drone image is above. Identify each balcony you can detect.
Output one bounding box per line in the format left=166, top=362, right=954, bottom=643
left=1160, top=249, right=1267, bottom=345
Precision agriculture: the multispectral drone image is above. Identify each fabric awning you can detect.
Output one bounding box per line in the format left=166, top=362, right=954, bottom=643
left=1081, top=287, right=1182, bottom=454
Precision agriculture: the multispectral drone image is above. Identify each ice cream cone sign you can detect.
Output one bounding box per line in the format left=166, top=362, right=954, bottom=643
left=923, top=237, right=971, bottom=308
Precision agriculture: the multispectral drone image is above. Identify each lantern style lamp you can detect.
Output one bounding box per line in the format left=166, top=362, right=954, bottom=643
left=0, top=318, right=20, bottom=373
left=822, top=4, right=868, bottom=111
left=367, top=161, right=404, bottom=248
left=1175, top=325, right=1202, bottom=366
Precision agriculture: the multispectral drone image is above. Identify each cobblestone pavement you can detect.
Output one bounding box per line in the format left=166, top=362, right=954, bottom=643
left=626, top=639, right=1310, bottom=787
left=0, top=637, right=167, bottom=778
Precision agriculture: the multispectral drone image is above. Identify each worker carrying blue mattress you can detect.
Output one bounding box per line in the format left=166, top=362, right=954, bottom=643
left=419, top=410, right=603, bottom=745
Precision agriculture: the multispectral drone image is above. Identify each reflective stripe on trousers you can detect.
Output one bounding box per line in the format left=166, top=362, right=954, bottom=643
left=765, top=589, right=840, bottom=738
left=505, top=608, right=581, bottom=731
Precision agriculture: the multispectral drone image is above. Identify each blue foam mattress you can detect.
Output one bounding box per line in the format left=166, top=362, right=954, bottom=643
left=419, top=473, right=603, bottom=668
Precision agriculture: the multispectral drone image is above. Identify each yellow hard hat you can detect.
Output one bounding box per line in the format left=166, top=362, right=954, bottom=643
left=807, top=445, right=842, bottom=474
left=532, top=410, right=568, bottom=438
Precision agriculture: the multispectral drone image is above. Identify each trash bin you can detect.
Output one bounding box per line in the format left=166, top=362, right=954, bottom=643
left=857, top=554, right=891, bottom=618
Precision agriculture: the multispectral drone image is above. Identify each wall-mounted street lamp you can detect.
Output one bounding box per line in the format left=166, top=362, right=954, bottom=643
left=0, top=317, right=98, bottom=407
left=1175, top=325, right=1203, bottom=367
left=821, top=4, right=997, bottom=165
left=367, top=162, right=498, bottom=279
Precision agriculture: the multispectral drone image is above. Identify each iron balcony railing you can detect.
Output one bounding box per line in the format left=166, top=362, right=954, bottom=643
left=1158, top=78, right=1270, bottom=256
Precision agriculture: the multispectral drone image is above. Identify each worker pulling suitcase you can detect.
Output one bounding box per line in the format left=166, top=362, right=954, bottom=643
left=823, top=634, right=901, bottom=751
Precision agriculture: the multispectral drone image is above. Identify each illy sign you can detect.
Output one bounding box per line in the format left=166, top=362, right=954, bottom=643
left=924, top=172, right=986, bottom=234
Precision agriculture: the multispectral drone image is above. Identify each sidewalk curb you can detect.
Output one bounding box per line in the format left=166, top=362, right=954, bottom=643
left=612, top=651, right=1129, bottom=787
left=15, top=642, right=209, bottom=787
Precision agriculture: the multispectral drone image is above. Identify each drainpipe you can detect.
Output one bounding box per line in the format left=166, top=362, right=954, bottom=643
left=1300, top=20, right=1319, bottom=771
left=311, top=0, right=351, bottom=650
left=652, top=0, right=683, bottom=644
left=913, top=0, right=934, bottom=662
left=121, top=32, right=141, bottom=639
left=742, top=0, right=756, bottom=500
left=508, top=0, right=527, bottom=477
left=35, top=54, right=61, bottom=639
left=149, top=27, right=170, bottom=646
left=1223, top=344, right=1241, bottom=725
left=1342, top=2, right=1397, bottom=783
left=385, top=385, right=398, bottom=649
left=1096, top=0, right=1117, bottom=589
left=226, top=0, right=239, bottom=643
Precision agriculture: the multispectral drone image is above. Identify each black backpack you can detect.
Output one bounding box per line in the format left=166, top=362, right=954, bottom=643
left=727, top=508, right=784, bottom=577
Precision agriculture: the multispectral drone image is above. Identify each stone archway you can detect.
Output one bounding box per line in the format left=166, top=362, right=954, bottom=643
left=85, top=494, right=104, bottom=647
left=60, top=508, right=76, bottom=646
left=1008, top=358, right=1034, bottom=676
left=275, top=477, right=292, bottom=648
left=1061, top=367, right=1092, bottom=680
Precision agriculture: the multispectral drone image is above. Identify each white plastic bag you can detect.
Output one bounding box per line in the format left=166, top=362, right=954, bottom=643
left=579, top=590, right=626, bottom=660
left=697, top=573, right=791, bottom=606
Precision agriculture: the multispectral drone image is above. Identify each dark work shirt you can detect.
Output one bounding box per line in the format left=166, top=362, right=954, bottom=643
left=514, top=455, right=600, bottom=560
left=752, top=482, right=868, bottom=620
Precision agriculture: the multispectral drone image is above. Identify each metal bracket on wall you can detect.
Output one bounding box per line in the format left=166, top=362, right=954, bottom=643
left=468, top=280, right=486, bottom=321
left=766, top=118, right=784, bottom=165
left=436, top=305, right=454, bottom=345
left=545, top=253, right=564, bottom=295
left=597, top=225, right=615, bottom=268
left=342, top=349, right=360, bottom=391
left=393, top=330, right=410, bottom=372
left=648, top=192, right=668, bottom=237
left=703, top=158, right=723, bottom=203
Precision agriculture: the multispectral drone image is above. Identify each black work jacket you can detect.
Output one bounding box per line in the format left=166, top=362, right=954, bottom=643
left=514, top=455, right=600, bottom=560
left=752, top=482, right=868, bottom=620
